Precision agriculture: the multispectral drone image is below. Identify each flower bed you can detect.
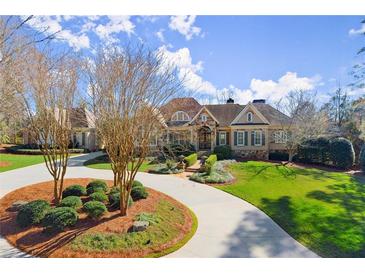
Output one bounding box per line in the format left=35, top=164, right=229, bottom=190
left=190, top=160, right=235, bottom=184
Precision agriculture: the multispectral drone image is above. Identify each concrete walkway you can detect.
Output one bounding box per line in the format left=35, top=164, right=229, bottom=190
left=0, top=152, right=318, bottom=258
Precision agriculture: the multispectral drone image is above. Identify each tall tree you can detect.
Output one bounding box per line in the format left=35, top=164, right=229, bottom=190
left=21, top=47, right=79, bottom=204
left=350, top=19, right=365, bottom=89
left=88, top=46, right=184, bottom=216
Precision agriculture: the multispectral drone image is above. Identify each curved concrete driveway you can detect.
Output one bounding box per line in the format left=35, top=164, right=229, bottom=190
left=0, top=153, right=318, bottom=258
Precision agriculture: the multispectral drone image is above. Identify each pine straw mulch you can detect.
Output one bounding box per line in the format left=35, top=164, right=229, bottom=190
left=0, top=178, right=193, bottom=258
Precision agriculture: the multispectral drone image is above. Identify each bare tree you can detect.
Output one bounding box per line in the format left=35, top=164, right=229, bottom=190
left=87, top=46, right=184, bottom=216
left=21, top=47, right=79, bottom=204
left=277, top=90, right=328, bottom=162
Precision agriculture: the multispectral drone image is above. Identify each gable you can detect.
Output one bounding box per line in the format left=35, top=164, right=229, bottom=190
left=190, top=107, right=219, bottom=125
left=231, top=103, right=269, bottom=125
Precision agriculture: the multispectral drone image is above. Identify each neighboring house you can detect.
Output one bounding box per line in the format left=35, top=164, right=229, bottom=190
left=159, top=97, right=291, bottom=159
left=23, top=107, right=98, bottom=151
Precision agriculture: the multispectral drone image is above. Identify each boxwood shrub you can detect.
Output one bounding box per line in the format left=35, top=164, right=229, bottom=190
left=89, top=192, right=108, bottom=203
left=132, top=180, right=143, bottom=189
left=269, top=151, right=289, bottom=161
left=16, top=200, right=50, bottom=227
left=42, top=207, right=78, bottom=231
left=62, top=185, right=87, bottom=198
left=359, top=144, right=365, bottom=172
left=329, top=137, right=355, bottom=170
left=83, top=201, right=107, bottom=219
left=184, top=153, right=198, bottom=167
left=131, top=186, right=148, bottom=201
left=108, top=193, right=133, bottom=209
left=58, top=196, right=82, bottom=209
left=204, top=154, right=217, bottom=174
left=213, top=145, right=232, bottom=160
left=86, top=180, right=108, bottom=195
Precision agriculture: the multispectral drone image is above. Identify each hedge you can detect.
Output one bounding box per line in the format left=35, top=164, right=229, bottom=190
left=213, top=145, right=232, bottom=160
left=6, top=145, right=85, bottom=155
left=360, top=144, right=365, bottom=172
left=269, top=151, right=289, bottom=161
left=184, top=153, right=198, bottom=167
left=329, top=137, right=355, bottom=170
left=89, top=192, right=108, bottom=203
left=86, top=180, right=108, bottom=195
left=204, top=154, right=217, bottom=174
left=16, top=200, right=50, bottom=227
left=83, top=201, right=107, bottom=219
left=62, top=185, right=87, bottom=198
left=58, top=196, right=83, bottom=209
left=131, top=186, right=148, bottom=201
left=42, top=207, right=78, bottom=231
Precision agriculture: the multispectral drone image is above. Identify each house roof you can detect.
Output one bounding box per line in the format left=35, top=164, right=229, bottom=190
left=252, top=103, right=291, bottom=125
left=70, top=107, right=95, bottom=128
left=205, top=104, right=244, bottom=127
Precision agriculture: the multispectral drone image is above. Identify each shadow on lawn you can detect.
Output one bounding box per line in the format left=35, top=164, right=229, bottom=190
left=221, top=197, right=316, bottom=258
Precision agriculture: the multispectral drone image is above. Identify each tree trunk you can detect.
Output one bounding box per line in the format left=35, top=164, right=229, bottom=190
left=53, top=178, right=59, bottom=204
left=288, top=152, right=294, bottom=162
left=119, top=191, right=127, bottom=216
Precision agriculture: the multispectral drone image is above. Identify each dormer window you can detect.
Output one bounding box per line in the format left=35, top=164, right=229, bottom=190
left=171, top=111, right=190, bottom=122
left=247, top=112, right=253, bottom=122
left=201, top=114, right=208, bottom=122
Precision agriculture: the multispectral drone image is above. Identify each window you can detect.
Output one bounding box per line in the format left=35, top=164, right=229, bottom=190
left=273, top=130, right=287, bottom=144
left=237, top=131, right=244, bottom=146
left=219, top=132, right=226, bottom=145
left=247, top=112, right=253, bottom=122
left=149, top=135, right=158, bottom=146
left=81, top=132, right=86, bottom=146
left=254, top=131, right=262, bottom=146
left=201, top=114, right=208, bottom=122
left=171, top=111, right=190, bottom=121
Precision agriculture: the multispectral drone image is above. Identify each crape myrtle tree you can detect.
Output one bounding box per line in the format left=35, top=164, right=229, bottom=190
left=87, top=45, right=184, bottom=216
left=277, top=90, right=328, bottom=162
left=21, top=47, right=79, bottom=204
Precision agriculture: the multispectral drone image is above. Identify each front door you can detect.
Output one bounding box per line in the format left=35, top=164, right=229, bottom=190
left=198, top=127, right=211, bottom=150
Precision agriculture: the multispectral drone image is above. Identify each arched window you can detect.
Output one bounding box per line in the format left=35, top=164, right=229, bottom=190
left=247, top=112, right=253, bottom=122
left=171, top=111, right=190, bottom=121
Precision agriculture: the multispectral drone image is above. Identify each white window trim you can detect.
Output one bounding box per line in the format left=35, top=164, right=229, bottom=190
left=171, top=111, right=190, bottom=122
left=254, top=130, right=262, bottom=146
left=247, top=112, right=253, bottom=122
left=274, top=130, right=287, bottom=144
left=219, top=132, right=226, bottom=145
left=201, top=114, right=208, bottom=122
left=237, top=131, right=245, bottom=146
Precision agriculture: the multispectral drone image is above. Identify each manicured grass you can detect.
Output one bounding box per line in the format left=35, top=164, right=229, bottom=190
left=84, top=155, right=155, bottom=172
left=0, top=153, right=45, bottom=173
left=71, top=199, right=198, bottom=257
left=216, top=161, right=365, bottom=258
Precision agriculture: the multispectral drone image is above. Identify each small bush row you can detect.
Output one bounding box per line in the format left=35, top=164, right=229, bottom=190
left=184, top=153, right=198, bottom=167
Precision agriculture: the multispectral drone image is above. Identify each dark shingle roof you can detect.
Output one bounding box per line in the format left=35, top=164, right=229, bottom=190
left=160, top=97, right=201, bottom=126
left=205, top=104, right=244, bottom=127
left=70, top=108, right=95, bottom=128
left=253, top=103, right=291, bottom=125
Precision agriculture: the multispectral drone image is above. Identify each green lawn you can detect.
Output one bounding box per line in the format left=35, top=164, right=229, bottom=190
left=216, top=161, right=365, bottom=257
left=84, top=155, right=155, bottom=172
left=0, top=153, right=46, bottom=172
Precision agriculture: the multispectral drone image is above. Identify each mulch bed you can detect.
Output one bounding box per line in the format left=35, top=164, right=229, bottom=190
left=0, top=178, right=193, bottom=258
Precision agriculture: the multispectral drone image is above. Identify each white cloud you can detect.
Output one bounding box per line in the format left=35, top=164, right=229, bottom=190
left=169, top=16, right=202, bottom=40
left=349, top=23, right=365, bottom=36
left=94, top=16, right=135, bottom=44
left=155, top=29, right=165, bottom=43
left=28, top=16, right=90, bottom=51
left=158, top=45, right=216, bottom=95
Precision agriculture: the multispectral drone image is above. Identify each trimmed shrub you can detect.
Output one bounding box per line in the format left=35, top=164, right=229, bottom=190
left=59, top=196, right=82, bottom=209
left=131, top=186, right=149, bottom=201
left=360, top=144, right=365, bottom=172
left=89, top=192, right=108, bottom=203
left=269, top=151, right=289, bottom=161
left=132, top=180, right=143, bottom=189
left=109, top=186, right=120, bottom=194
left=184, top=153, right=198, bottom=167
left=108, top=193, right=133, bottom=209
left=213, top=145, right=232, bottom=160
left=42, top=207, right=78, bottom=231
left=16, top=200, right=50, bottom=227
left=62, top=185, right=87, bottom=198
left=204, top=154, right=217, bottom=174
left=297, top=137, right=331, bottom=164
left=86, top=180, right=108, bottom=195
left=329, top=137, right=355, bottom=170
left=83, top=201, right=107, bottom=219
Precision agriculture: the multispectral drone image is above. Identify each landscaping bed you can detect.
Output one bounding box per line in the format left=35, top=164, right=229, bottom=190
left=190, top=160, right=235, bottom=184
left=0, top=178, right=197, bottom=258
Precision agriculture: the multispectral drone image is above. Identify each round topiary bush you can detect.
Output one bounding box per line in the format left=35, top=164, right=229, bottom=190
left=360, top=144, right=365, bottom=173
left=86, top=180, right=108, bottom=195
left=16, top=200, right=50, bottom=227
left=58, top=196, right=82, bottom=209
left=109, top=186, right=120, bottom=194
left=329, top=137, right=355, bottom=170
left=42, top=207, right=78, bottom=231
left=62, top=185, right=87, bottom=198
left=89, top=192, right=108, bottom=204
left=131, top=186, right=148, bottom=201
left=108, top=192, right=133, bottom=209
left=83, top=201, right=107, bottom=219
left=213, top=145, right=232, bottom=160
left=132, top=180, right=143, bottom=189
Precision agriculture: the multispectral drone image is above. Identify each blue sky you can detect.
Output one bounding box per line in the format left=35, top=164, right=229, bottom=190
left=27, top=15, right=365, bottom=105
